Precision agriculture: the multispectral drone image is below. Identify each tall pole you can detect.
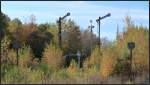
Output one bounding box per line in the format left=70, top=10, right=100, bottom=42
left=127, top=42, right=135, bottom=82
left=129, top=49, right=134, bottom=82
left=130, top=49, right=132, bottom=81
left=58, top=17, right=62, bottom=48
left=58, top=12, right=70, bottom=49
left=96, top=18, right=101, bottom=52
left=89, top=20, right=94, bottom=53
left=98, top=19, right=101, bottom=50
left=96, top=13, right=111, bottom=53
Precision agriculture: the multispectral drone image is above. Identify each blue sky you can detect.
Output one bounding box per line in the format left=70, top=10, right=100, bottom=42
left=1, top=1, right=149, bottom=41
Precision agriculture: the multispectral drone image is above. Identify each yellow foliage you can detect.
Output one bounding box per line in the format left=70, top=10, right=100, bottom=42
left=117, top=25, right=149, bottom=74
left=67, top=60, right=79, bottom=73
left=47, top=25, right=58, bottom=44
left=84, top=47, right=101, bottom=70
left=6, top=49, right=16, bottom=65
left=100, top=47, right=118, bottom=78
left=43, top=44, right=64, bottom=69
left=19, top=47, right=32, bottom=68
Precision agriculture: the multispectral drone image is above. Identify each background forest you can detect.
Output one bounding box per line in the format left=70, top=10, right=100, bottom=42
left=0, top=12, right=149, bottom=84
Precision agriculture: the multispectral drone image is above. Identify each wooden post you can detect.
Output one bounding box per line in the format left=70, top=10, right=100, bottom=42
left=58, top=17, right=62, bottom=49
left=127, top=42, right=135, bottom=82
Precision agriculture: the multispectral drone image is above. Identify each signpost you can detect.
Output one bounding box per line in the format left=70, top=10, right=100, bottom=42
left=127, top=42, right=135, bottom=82
left=12, top=40, right=21, bottom=66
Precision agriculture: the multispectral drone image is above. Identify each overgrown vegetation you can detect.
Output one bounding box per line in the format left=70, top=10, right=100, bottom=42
left=0, top=12, right=149, bottom=84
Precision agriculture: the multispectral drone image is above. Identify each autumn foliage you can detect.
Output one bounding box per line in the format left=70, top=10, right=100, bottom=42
left=1, top=12, right=149, bottom=84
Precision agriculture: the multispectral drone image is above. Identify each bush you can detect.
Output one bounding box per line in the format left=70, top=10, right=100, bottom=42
left=67, top=59, right=79, bottom=74
left=26, top=69, right=44, bottom=84
left=1, top=35, right=14, bottom=64
left=2, top=66, right=24, bottom=84
left=2, top=66, right=49, bottom=84
left=35, top=62, right=54, bottom=79
left=116, top=17, right=149, bottom=75
left=1, top=63, right=14, bottom=82
left=114, top=58, right=125, bottom=74
left=83, top=47, right=101, bottom=71
left=19, top=46, right=32, bottom=68
left=5, top=49, right=16, bottom=65
left=43, top=44, right=64, bottom=69
left=100, top=47, right=118, bottom=78
left=53, top=69, right=70, bottom=79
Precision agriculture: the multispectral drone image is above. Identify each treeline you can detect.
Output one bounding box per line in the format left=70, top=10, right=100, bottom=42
left=0, top=12, right=149, bottom=84
left=0, top=12, right=103, bottom=68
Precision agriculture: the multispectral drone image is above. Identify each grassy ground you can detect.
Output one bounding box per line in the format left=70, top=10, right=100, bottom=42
left=1, top=63, right=149, bottom=84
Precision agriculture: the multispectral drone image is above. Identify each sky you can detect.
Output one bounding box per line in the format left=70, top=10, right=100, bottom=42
left=1, top=1, right=149, bottom=41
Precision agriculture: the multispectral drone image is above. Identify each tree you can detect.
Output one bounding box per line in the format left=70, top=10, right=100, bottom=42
left=12, top=18, right=22, bottom=25
left=80, top=28, right=98, bottom=57
left=0, top=12, right=10, bottom=56
left=59, top=19, right=82, bottom=54
left=8, top=18, right=22, bottom=32
left=46, top=23, right=58, bottom=45
left=38, top=23, right=49, bottom=32
left=27, top=29, right=53, bottom=62
left=43, top=44, right=64, bottom=69
left=8, top=15, right=37, bottom=48
left=67, top=26, right=81, bottom=54
left=0, top=12, right=10, bottom=41
left=116, top=16, right=149, bottom=76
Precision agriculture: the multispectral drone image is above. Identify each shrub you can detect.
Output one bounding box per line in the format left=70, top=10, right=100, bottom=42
left=53, top=69, right=70, bottom=79
left=27, top=30, right=53, bottom=62
left=6, top=49, right=16, bottom=65
left=100, top=47, right=118, bottom=78
left=1, top=63, right=14, bottom=82
left=19, top=46, right=32, bottom=68
left=35, top=62, right=54, bottom=79
left=67, top=59, right=79, bottom=74
left=2, top=66, right=24, bottom=84
left=2, top=66, right=47, bottom=84
left=83, top=47, right=101, bottom=71
left=43, top=44, right=64, bottom=69
left=114, top=58, right=125, bottom=74
left=116, top=17, right=149, bottom=75
left=1, top=35, right=12, bottom=63
left=26, top=69, right=44, bottom=84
